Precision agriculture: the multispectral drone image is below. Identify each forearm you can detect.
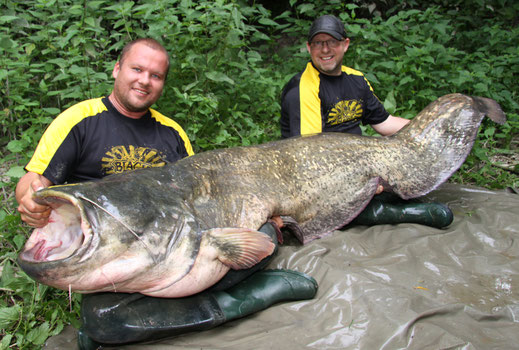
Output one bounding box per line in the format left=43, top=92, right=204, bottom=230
left=372, top=115, right=410, bottom=136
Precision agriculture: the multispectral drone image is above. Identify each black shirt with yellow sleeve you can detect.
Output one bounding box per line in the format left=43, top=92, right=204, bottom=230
left=26, top=97, right=194, bottom=184
left=280, top=62, right=390, bottom=138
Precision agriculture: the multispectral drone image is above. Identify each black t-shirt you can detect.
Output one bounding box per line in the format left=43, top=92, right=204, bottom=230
left=26, top=97, right=194, bottom=184
left=280, top=62, right=390, bottom=138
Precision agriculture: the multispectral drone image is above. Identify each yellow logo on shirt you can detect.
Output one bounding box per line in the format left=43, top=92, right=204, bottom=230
left=328, top=100, right=363, bottom=125
left=101, top=145, right=166, bottom=174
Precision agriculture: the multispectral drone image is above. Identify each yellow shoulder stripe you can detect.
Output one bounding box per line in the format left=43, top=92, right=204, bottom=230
left=299, top=62, right=322, bottom=135
left=26, top=98, right=107, bottom=174
left=341, top=65, right=363, bottom=76
left=150, top=110, right=195, bottom=156
left=342, top=66, right=375, bottom=92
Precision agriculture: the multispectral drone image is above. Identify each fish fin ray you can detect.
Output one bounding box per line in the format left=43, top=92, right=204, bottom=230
left=207, top=227, right=275, bottom=270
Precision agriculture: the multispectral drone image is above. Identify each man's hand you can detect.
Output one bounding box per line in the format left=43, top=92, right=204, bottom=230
left=15, top=172, right=53, bottom=228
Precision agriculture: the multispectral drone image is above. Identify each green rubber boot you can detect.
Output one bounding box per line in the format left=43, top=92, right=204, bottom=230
left=77, top=328, right=103, bottom=350
left=214, top=269, right=318, bottom=321
left=78, top=269, right=317, bottom=347
left=351, top=197, right=453, bottom=228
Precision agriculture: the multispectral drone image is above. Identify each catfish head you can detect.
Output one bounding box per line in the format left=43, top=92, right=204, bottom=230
left=17, top=180, right=194, bottom=294
left=17, top=169, right=274, bottom=297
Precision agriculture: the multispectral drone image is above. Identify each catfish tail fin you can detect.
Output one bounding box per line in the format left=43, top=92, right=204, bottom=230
left=472, top=96, right=506, bottom=125
left=385, top=94, right=506, bottom=199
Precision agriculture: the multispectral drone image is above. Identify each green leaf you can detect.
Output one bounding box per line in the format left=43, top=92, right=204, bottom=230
left=50, top=320, right=64, bottom=336
left=474, top=82, right=488, bottom=93
left=399, top=76, right=414, bottom=86
left=6, top=140, right=26, bottom=153
left=43, top=107, right=61, bottom=115
left=5, top=166, right=26, bottom=179
left=0, top=306, right=20, bottom=329
left=226, top=29, right=243, bottom=46
left=298, top=4, right=315, bottom=15
left=0, top=36, right=14, bottom=50
left=87, top=1, right=108, bottom=10
left=39, top=79, right=48, bottom=92
left=473, top=146, right=489, bottom=161
left=251, top=30, right=270, bottom=42
left=378, top=61, right=395, bottom=70
left=258, top=18, right=278, bottom=26
left=25, top=43, right=36, bottom=55
left=205, top=71, right=235, bottom=85
left=84, top=17, right=96, bottom=28
left=14, top=234, right=26, bottom=250
left=383, top=90, right=397, bottom=115
left=0, top=260, right=14, bottom=288
left=484, top=126, right=495, bottom=138
left=0, top=334, right=13, bottom=350
left=0, top=15, right=19, bottom=24
left=26, top=321, right=51, bottom=345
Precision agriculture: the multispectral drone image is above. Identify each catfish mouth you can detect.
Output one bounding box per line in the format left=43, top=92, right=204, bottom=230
left=19, top=190, right=95, bottom=263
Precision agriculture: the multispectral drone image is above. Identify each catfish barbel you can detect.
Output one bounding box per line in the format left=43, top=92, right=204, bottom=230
left=17, top=93, right=506, bottom=297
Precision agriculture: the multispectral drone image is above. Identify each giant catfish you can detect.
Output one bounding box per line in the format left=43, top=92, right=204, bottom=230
left=17, top=93, right=506, bottom=297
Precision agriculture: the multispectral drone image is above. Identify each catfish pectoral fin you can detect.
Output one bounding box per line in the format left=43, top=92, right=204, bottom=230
left=206, top=227, right=275, bottom=270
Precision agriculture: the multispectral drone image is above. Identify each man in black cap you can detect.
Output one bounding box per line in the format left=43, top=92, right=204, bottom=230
left=281, top=14, right=409, bottom=137
left=280, top=15, right=453, bottom=228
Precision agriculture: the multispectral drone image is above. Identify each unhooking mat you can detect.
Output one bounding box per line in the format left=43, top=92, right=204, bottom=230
left=44, top=184, right=519, bottom=349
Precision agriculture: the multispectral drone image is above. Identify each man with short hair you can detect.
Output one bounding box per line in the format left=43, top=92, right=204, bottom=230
left=281, top=15, right=453, bottom=228
left=16, top=38, right=193, bottom=227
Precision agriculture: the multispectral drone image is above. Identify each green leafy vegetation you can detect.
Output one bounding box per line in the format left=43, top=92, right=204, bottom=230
left=1, top=0, right=518, bottom=348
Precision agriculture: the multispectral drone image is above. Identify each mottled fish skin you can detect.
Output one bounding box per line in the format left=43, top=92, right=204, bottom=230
left=18, top=93, right=505, bottom=294
left=172, top=93, right=505, bottom=243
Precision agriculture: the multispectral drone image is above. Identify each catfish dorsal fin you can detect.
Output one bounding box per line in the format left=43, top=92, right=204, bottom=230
left=206, top=227, right=275, bottom=270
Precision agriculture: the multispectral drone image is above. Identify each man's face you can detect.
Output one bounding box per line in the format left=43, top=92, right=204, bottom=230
left=306, top=33, right=350, bottom=76
left=111, top=43, right=168, bottom=114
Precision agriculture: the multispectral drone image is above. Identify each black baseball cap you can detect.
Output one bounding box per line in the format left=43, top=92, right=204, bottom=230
left=308, top=15, right=347, bottom=42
